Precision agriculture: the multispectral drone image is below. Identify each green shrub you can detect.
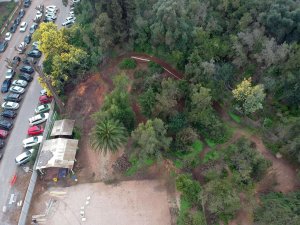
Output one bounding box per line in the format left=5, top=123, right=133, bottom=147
left=192, top=140, right=203, bottom=152
left=205, top=139, right=216, bottom=148
left=228, top=111, right=241, bottom=123
left=148, top=61, right=164, bottom=74
left=203, top=150, right=220, bottom=163
left=119, top=58, right=137, bottom=69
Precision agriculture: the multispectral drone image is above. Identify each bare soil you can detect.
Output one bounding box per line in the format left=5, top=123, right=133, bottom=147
left=29, top=180, right=172, bottom=225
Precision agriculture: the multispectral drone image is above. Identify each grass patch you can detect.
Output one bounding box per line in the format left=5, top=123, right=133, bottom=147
left=173, top=140, right=203, bottom=169
left=192, top=140, right=203, bottom=152
left=125, top=157, right=155, bottom=176
left=203, top=150, right=220, bottom=163
left=228, top=111, right=241, bottom=123
left=177, top=197, right=192, bottom=225
left=205, top=139, right=217, bottom=148
left=0, top=1, right=17, bottom=28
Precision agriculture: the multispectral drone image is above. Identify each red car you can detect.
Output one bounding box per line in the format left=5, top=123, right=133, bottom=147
left=39, top=95, right=53, bottom=104
left=27, top=125, right=44, bottom=136
left=0, top=130, right=8, bottom=139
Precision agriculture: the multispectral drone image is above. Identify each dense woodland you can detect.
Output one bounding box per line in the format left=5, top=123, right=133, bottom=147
left=35, top=0, right=300, bottom=224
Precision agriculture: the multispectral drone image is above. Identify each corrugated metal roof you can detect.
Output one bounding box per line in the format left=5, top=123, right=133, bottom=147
left=50, top=119, right=75, bottom=137
left=36, top=138, right=78, bottom=170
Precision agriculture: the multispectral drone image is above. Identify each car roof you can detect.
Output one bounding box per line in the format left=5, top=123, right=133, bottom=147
left=16, top=150, right=33, bottom=161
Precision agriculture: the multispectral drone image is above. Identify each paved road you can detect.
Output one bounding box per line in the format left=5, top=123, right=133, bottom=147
left=0, top=0, right=69, bottom=223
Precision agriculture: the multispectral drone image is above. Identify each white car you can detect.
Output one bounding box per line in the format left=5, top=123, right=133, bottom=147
left=62, top=20, right=74, bottom=26
left=45, top=13, right=57, bottom=20
left=66, top=16, right=76, bottom=22
left=69, top=11, right=75, bottom=16
left=46, top=7, right=57, bottom=14
left=72, top=0, right=80, bottom=3
left=19, top=22, right=28, bottom=32
left=32, top=41, right=39, bottom=50
left=12, top=80, right=28, bottom=88
left=46, top=5, right=57, bottom=10
left=17, top=42, right=27, bottom=53
left=5, top=69, right=15, bottom=79
left=23, top=136, right=43, bottom=148
left=9, top=86, right=25, bottom=94
left=29, top=113, right=49, bottom=126
left=1, top=101, right=19, bottom=110
left=4, top=32, right=12, bottom=41
left=15, top=149, right=34, bottom=165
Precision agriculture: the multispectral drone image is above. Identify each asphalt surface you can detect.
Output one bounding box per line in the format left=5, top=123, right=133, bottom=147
left=0, top=0, right=69, bottom=223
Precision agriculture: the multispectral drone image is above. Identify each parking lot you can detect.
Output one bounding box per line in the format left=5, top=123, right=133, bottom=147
left=0, top=0, right=70, bottom=224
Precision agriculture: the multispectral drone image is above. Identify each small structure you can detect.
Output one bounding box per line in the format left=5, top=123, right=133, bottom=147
left=36, top=138, right=78, bottom=171
left=50, top=119, right=75, bottom=138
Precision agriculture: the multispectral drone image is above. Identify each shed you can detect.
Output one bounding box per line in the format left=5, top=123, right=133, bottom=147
left=50, top=119, right=75, bottom=137
left=36, top=138, right=78, bottom=170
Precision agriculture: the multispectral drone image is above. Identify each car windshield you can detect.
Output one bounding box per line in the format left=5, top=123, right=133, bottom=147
left=33, top=136, right=38, bottom=141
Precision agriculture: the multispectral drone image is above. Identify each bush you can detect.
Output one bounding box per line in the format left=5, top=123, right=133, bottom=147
left=148, top=61, right=164, bottom=74
left=203, top=150, right=220, bottom=163
left=119, top=58, right=137, bottom=69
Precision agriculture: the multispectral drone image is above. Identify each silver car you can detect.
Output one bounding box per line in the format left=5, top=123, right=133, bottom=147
left=9, top=85, right=25, bottom=94
left=15, top=149, right=34, bottom=165
left=1, top=101, right=19, bottom=110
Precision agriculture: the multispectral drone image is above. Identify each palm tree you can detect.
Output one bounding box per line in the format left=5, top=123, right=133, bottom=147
left=90, top=119, right=127, bottom=155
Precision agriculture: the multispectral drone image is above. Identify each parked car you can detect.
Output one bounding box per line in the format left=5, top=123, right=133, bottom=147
left=4, top=93, right=22, bottom=102
left=0, top=130, right=8, bottom=139
left=32, top=41, right=39, bottom=49
left=39, top=95, right=52, bottom=104
left=35, top=104, right=50, bottom=114
left=5, top=32, right=12, bottom=41
left=0, top=119, right=13, bottom=130
left=19, top=73, right=33, bottom=82
left=29, top=113, right=49, bottom=126
left=0, top=140, right=5, bottom=149
left=19, top=21, right=27, bottom=32
left=12, top=80, right=27, bottom=88
left=16, top=42, right=27, bottom=53
left=23, top=136, right=43, bottom=148
left=29, top=23, right=38, bottom=34
left=40, top=89, right=47, bottom=95
left=0, top=41, right=8, bottom=53
left=1, top=79, right=12, bottom=93
left=10, top=24, right=17, bottom=33
left=24, top=0, right=31, bottom=8
left=9, top=85, right=25, bottom=94
left=20, top=65, right=34, bottom=74
left=62, top=20, right=74, bottom=27
left=18, top=9, right=25, bottom=18
left=72, top=0, right=80, bottom=3
left=14, top=17, right=21, bottom=26
left=45, top=13, right=57, bottom=21
left=6, top=56, right=21, bottom=69
left=24, top=34, right=31, bottom=44
left=27, top=50, right=41, bottom=58
left=43, top=17, right=54, bottom=23
left=1, top=110, right=17, bottom=119
left=28, top=125, right=44, bottom=136
left=5, top=69, right=15, bottom=79
left=2, top=101, right=19, bottom=110
left=46, top=5, right=57, bottom=10
left=35, top=10, right=43, bottom=20
left=15, top=149, right=34, bottom=165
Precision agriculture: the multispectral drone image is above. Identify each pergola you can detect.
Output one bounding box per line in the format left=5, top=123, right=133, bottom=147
left=36, top=138, right=78, bottom=170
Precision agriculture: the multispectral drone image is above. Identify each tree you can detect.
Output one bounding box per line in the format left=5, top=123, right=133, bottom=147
left=232, top=78, right=266, bottom=115
left=154, top=78, right=181, bottom=119
left=254, top=192, right=300, bottom=225
left=131, top=118, right=171, bottom=162
left=175, top=127, right=198, bottom=152
left=150, top=0, right=192, bottom=51
left=188, top=84, right=212, bottom=123
left=261, top=0, right=300, bottom=43
left=204, top=178, right=240, bottom=222
left=90, top=119, right=127, bottom=154
left=33, top=23, right=88, bottom=92
left=94, top=74, right=135, bottom=132
left=138, top=88, right=156, bottom=118
left=176, top=174, right=202, bottom=207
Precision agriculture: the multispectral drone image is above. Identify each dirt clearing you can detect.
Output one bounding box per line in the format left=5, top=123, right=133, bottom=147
left=30, top=180, right=172, bottom=225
